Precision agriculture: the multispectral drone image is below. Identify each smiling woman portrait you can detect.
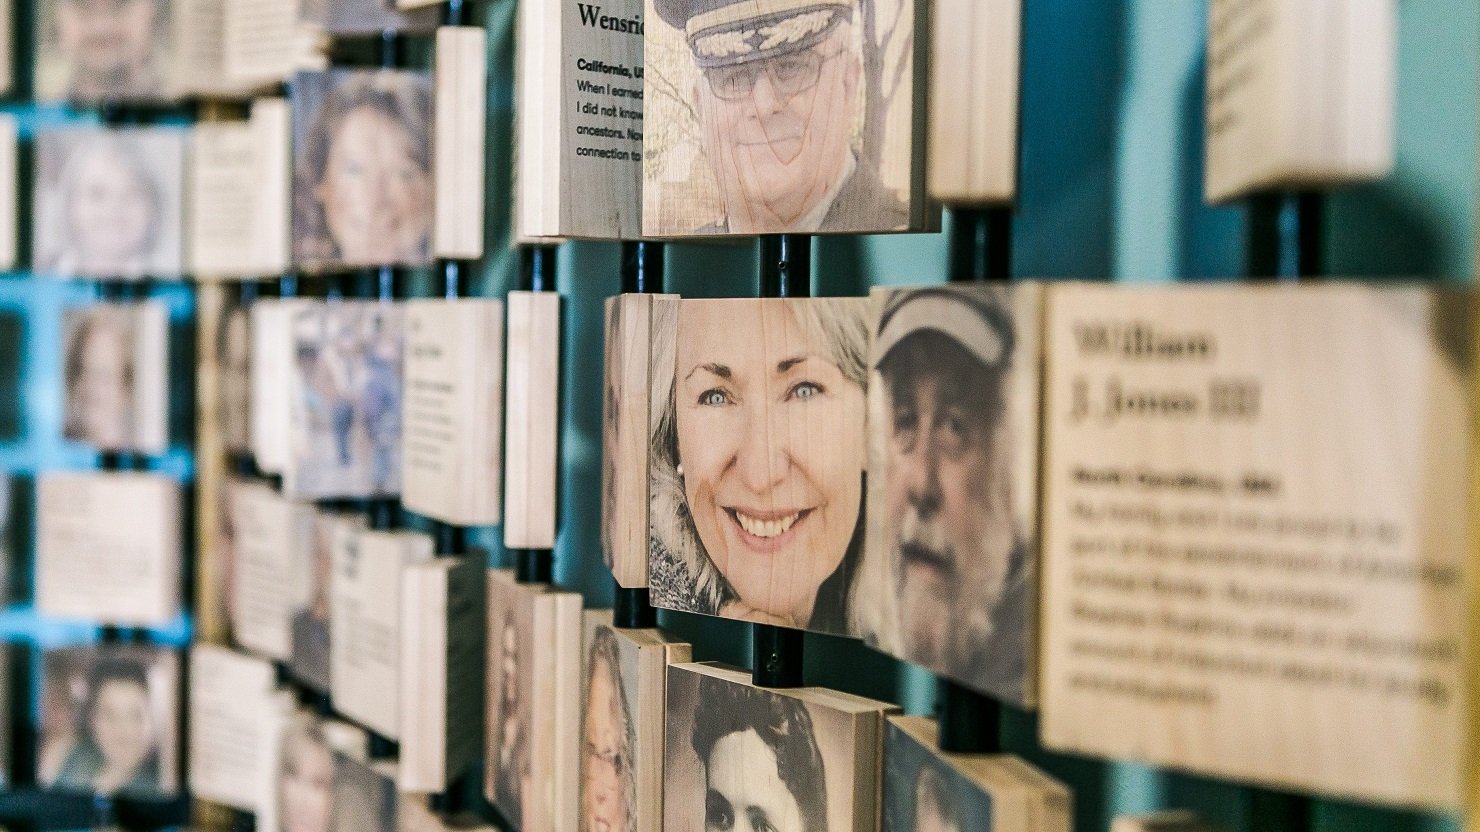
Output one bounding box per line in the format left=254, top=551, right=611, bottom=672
left=649, top=297, right=869, bottom=635
left=292, top=69, right=433, bottom=272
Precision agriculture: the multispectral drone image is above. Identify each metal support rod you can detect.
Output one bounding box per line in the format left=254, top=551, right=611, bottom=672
left=752, top=235, right=810, bottom=688
left=1244, top=190, right=1322, bottom=829
left=612, top=240, right=665, bottom=628
left=935, top=206, right=1012, bottom=754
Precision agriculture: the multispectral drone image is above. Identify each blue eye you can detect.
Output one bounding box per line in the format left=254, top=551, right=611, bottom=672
left=699, top=389, right=731, bottom=406
left=789, top=381, right=822, bottom=401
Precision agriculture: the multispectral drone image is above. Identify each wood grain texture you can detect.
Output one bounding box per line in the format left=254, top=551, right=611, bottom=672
left=1040, top=283, right=1474, bottom=810
left=884, top=716, right=1071, bottom=832
left=926, top=0, right=1019, bottom=205
left=604, top=294, right=678, bottom=587
left=503, top=291, right=562, bottom=549
left=642, top=0, right=934, bottom=236
left=403, top=299, right=504, bottom=526
left=1203, top=0, right=1395, bottom=202
left=434, top=27, right=488, bottom=259
left=664, top=663, right=898, bottom=832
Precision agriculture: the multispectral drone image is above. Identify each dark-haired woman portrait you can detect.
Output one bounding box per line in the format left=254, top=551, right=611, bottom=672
left=691, top=677, right=827, bottom=832
left=293, top=70, right=433, bottom=271
left=52, top=655, right=163, bottom=797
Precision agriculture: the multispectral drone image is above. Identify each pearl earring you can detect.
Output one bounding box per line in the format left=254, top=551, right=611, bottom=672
left=676, top=463, right=685, bottom=477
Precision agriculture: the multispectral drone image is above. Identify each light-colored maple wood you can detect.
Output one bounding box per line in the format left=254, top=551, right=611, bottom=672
left=515, top=0, right=644, bottom=241
left=927, top=0, right=1019, bottom=205
left=665, top=663, right=897, bottom=832
left=503, top=291, right=562, bottom=549
left=605, top=294, right=677, bottom=587
left=1040, top=283, right=1474, bottom=811
left=188, top=645, right=279, bottom=811
left=403, top=298, right=504, bottom=526
left=1204, top=0, right=1395, bottom=202
left=642, top=0, right=933, bottom=236
left=434, top=27, right=487, bottom=259
left=36, top=471, right=182, bottom=627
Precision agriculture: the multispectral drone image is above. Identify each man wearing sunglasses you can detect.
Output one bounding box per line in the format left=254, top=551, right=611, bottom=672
left=655, top=0, right=910, bottom=234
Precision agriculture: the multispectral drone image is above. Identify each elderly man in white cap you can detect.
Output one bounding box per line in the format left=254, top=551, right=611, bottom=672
left=872, top=286, right=1029, bottom=700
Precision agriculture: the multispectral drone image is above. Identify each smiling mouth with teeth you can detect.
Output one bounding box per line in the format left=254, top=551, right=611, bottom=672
left=727, top=508, right=809, bottom=541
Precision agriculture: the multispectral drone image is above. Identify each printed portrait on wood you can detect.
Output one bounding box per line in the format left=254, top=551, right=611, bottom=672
left=649, top=298, right=869, bottom=635
left=883, top=718, right=994, bottom=832
left=291, top=70, right=434, bottom=273
left=271, top=711, right=395, bottom=832
left=582, top=620, right=637, bottom=832
left=39, top=644, right=179, bottom=800
left=857, top=285, right=1040, bottom=706
left=62, top=302, right=167, bottom=453
left=34, top=128, right=185, bottom=279
left=643, top=0, right=924, bottom=236
left=35, top=0, right=173, bottom=103
left=485, top=576, right=536, bottom=829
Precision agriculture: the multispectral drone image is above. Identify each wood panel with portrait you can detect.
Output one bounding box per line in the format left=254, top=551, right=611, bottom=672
left=288, top=510, right=366, bottom=694
left=665, top=663, right=896, bottom=832
left=648, top=297, right=870, bottom=635
left=642, top=0, right=931, bottom=236
left=263, top=709, right=393, bottom=832
left=290, top=70, right=435, bottom=273
left=300, top=0, right=438, bottom=37
left=38, top=644, right=180, bottom=800
left=34, top=0, right=176, bottom=104
left=484, top=570, right=582, bottom=832
left=857, top=284, right=1042, bottom=707
left=603, top=293, right=678, bottom=588
left=61, top=301, right=169, bottom=454
left=580, top=611, right=691, bottom=832
left=884, top=716, right=1071, bottom=832
left=284, top=301, right=406, bottom=500
left=34, top=127, right=186, bottom=280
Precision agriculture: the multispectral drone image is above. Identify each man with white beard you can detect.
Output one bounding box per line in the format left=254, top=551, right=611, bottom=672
left=871, top=287, right=1029, bottom=701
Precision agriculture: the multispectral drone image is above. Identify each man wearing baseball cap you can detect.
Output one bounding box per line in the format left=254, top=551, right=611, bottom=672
left=871, top=286, right=1029, bottom=701
left=654, top=0, right=910, bottom=234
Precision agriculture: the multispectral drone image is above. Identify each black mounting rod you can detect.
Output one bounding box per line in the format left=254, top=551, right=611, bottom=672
left=751, top=235, right=810, bottom=689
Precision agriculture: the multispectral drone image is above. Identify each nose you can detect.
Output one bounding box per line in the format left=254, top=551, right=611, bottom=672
left=751, top=67, right=786, bottom=113
left=903, top=426, right=942, bottom=517
left=735, top=399, right=788, bottom=495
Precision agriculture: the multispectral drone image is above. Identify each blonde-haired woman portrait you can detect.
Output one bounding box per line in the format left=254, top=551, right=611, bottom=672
left=293, top=70, right=433, bottom=272
left=649, top=297, right=869, bottom=634
left=36, top=129, right=183, bottom=279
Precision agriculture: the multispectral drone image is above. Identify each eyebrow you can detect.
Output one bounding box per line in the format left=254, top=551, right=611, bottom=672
left=685, top=362, right=731, bottom=381
left=746, top=807, right=770, bottom=830
left=776, top=355, right=809, bottom=373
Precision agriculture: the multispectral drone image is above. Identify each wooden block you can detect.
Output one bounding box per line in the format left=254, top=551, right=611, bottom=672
left=290, top=70, right=434, bottom=273
left=648, top=297, right=869, bottom=635
left=0, top=115, right=16, bottom=271
left=484, top=570, right=582, bottom=831
left=927, top=0, right=1019, bottom=205
left=39, top=644, right=181, bottom=798
left=403, top=298, right=504, bottom=526
left=330, top=528, right=435, bottom=739
left=264, top=710, right=397, bottom=832
left=1111, top=812, right=1222, bottom=832
left=284, top=300, right=406, bottom=500
left=1040, top=283, right=1474, bottom=811
left=251, top=298, right=309, bottom=474
left=399, top=555, right=487, bottom=792
left=300, top=0, right=439, bottom=35
left=1204, top=0, right=1395, bottom=202
left=188, top=645, right=280, bottom=811
left=884, top=716, right=1071, bottom=832
left=581, top=611, right=692, bottom=832
left=34, top=0, right=180, bottom=104
left=288, top=510, right=366, bottom=694
left=642, top=0, right=935, bottom=236
left=61, top=301, right=169, bottom=453
left=604, top=294, right=678, bottom=587
left=434, top=27, right=488, bottom=259
left=36, top=471, right=182, bottom=627
left=514, top=0, right=643, bottom=241
left=665, top=662, right=898, bottom=832
left=231, top=480, right=315, bottom=661
left=503, top=291, right=562, bottom=549
left=224, top=0, right=307, bottom=88
left=858, top=284, right=1042, bottom=706
left=189, top=114, right=287, bottom=278
left=33, top=127, right=187, bottom=280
